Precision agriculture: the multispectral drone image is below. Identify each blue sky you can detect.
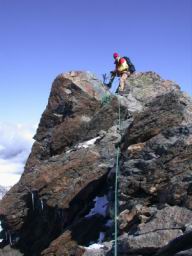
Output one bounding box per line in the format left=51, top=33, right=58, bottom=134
left=0, top=0, right=192, bottom=124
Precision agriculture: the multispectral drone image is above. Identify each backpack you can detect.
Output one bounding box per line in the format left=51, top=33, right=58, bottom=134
left=123, top=56, right=136, bottom=73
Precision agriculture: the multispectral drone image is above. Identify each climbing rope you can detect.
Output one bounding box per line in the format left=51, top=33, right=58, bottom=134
left=114, top=94, right=121, bottom=256
left=114, top=146, right=120, bottom=256
left=101, top=92, right=112, bottom=106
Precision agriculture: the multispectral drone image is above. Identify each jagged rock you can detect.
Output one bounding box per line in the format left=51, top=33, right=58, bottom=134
left=138, top=206, right=192, bottom=234
left=0, top=71, right=192, bottom=256
left=0, top=71, right=124, bottom=255
left=26, top=72, right=103, bottom=170
left=154, top=230, right=192, bottom=256
left=127, top=229, right=183, bottom=249
left=119, top=124, right=192, bottom=214
left=118, top=206, right=192, bottom=251
left=122, top=72, right=174, bottom=112
left=41, top=231, right=84, bottom=256
left=121, top=91, right=192, bottom=149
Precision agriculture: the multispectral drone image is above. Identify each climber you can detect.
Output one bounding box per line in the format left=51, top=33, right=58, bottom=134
left=107, top=52, right=135, bottom=93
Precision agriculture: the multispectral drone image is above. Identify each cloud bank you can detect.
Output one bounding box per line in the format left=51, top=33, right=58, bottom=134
left=0, top=123, right=36, bottom=187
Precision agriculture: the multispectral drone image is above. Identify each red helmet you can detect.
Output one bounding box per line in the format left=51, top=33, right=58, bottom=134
left=113, top=52, right=119, bottom=59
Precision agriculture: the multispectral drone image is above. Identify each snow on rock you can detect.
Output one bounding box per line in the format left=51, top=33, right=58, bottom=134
left=86, top=243, right=104, bottom=250
left=77, top=137, right=100, bottom=149
left=65, top=137, right=100, bottom=154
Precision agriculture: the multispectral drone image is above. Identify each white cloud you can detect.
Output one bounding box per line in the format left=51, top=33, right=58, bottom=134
left=0, top=123, right=36, bottom=187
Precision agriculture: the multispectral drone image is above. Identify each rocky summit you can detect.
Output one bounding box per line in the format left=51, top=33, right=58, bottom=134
left=0, top=71, right=192, bottom=256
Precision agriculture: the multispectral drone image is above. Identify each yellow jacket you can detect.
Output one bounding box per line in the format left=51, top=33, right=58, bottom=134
left=115, top=57, right=129, bottom=74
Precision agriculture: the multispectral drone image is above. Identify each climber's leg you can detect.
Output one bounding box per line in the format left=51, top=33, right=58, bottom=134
left=119, top=72, right=129, bottom=92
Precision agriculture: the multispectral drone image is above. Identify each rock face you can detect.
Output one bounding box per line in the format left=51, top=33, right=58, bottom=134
left=0, top=71, right=192, bottom=256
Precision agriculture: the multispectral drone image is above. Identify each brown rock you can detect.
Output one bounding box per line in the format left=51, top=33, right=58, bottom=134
left=1, top=71, right=192, bottom=256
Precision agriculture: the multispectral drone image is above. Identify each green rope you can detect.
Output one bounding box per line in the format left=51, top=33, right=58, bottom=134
left=101, top=93, right=112, bottom=106
left=114, top=146, right=120, bottom=256
left=114, top=96, right=121, bottom=256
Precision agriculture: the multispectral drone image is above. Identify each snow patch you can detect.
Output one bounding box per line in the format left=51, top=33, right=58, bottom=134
left=53, top=113, right=63, bottom=118
left=81, top=115, right=91, bottom=122
left=86, top=243, right=104, bottom=250
left=77, top=136, right=100, bottom=149
left=65, top=136, right=100, bottom=154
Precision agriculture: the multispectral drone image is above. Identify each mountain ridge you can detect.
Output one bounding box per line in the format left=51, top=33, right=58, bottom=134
left=0, top=71, right=192, bottom=256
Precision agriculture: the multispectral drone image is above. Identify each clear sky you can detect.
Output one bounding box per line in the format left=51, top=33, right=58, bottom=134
left=0, top=0, right=192, bottom=124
